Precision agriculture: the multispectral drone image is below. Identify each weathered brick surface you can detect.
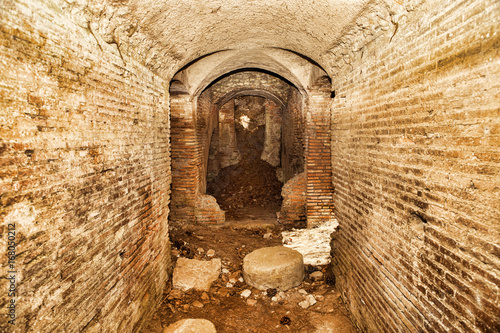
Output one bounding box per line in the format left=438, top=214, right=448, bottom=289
left=280, top=172, right=306, bottom=224
left=330, top=0, right=500, bottom=332
left=0, top=1, right=171, bottom=332
left=306, top=78, right=335, bottom=227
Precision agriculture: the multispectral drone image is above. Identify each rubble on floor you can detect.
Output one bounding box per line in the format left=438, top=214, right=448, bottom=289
left=141, top=223, right=357, bottom=333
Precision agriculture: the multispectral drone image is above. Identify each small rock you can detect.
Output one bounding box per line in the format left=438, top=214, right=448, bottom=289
left=173, top=258, right=221, bottom=292
left=238, top=277, right=244, bottom=283
left=182, top=304, right=190, bottom=311
left=163, top=318, right=216, bottom=333
left=298, top=300, right=310, bottom=309
left=247, top=299, right=257, bottom=306
left=226, top=283, right=234, bottom=288
left=263, top=233, right=272, bottom=239
left=241, top=289, right=252, bottom=298
left=315, top=295, right=325, bottom=302
left=222, top=268, right=230, bottom=274
left=207, top=249, right=216, bottom=257
left=306, top=294, right=317, bottom=306
left=298, top=289, right=308, bottom=295
left=192, top=300, right=204, bottom=308
left=229, top=278, right=237, bottom=284
left=168, top=289, right=184, bottom=300
left=271, top=296, right=278, bottom=302
left=310, top=271, right=324, bottom=282
left=197, top=247, right=205, bottom=254
left=201, top=292, right=210, bottom=300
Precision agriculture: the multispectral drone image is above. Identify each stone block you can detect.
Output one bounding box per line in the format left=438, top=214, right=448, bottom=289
left=173, top=258, right=222, bottom=291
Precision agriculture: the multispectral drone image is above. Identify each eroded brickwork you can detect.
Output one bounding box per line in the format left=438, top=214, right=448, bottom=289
left=330, top=0, right=500, bottom=331
left=0, top=1, right=171, bottom=332
left=280, top=172, right=306, bottom=225
left=306, top=79, right=335, bottom=227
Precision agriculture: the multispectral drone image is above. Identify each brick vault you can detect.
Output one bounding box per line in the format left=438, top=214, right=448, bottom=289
left=0, top=0, right=499, bottom=332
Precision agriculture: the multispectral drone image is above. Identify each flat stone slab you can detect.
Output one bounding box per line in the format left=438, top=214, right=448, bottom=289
left=243, top=246, right=304, bottom=291
left=163, top=318, right=217, bottom=333
left=173, top=258, right=221, bottom=291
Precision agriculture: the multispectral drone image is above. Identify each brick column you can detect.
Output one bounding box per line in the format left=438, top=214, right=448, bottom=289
left=305, top=82, right=334, bottom=227
left=170, top=94, right=198, bottom=222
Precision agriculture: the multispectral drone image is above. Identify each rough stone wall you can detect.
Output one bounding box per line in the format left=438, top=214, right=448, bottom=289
left=282, top=87, right=305, bottom=182
left=0, top=1, right=171, bottom=332
left=261, top=100, right=282, bottom=167
left=330, top=0, right=500, bottom=332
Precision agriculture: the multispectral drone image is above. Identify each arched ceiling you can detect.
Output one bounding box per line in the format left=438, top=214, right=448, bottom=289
left=127, top=0, right=371, bottom=74
left=67, top=0, right=377, bottom=80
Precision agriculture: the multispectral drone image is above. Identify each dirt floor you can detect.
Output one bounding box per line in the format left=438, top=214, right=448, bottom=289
left=141, top=221, right=358, bottom=333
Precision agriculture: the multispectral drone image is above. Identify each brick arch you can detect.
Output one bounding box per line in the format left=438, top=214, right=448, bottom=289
left=216, top=89, right=286, bottom=109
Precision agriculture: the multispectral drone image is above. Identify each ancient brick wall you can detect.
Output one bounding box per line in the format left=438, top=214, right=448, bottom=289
left=170, top=94, right=197, bottom=223
left=0, top=1, right=171, bottom=332
left=330, top=0, right=500, bottom=331
left=280, top=172, right=306, bottom=225
left=306, top=78, right=335, bottom=227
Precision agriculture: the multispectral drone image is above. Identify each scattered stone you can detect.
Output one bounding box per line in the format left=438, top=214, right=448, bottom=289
left=298, top=289, right=308, bottom=295
left=207, top=249, right=216, bottom=257
left=163, top=318, right=216, bottom=333
left=217, top=287, right=230, bottom=297
left=173, top=258, right=221, bottom=291
left=315, top=295, right=325, bottom=302
left=241, top=289, right=252, bottom=298
left=310, top=270, right=324, bottom=282
left=168, top=289, right=184, bottom=300
left=247, top=299, right=257, bottom=306
left=298, top=300, right=310, bottom=309
left=298, top=294, right=317, bottom=309
left=306, top=294, right=317, bottom=306
left=197, top=247, right=205, bottom=253
left=243, top=246, right=304, bottom=291
left=229, top=278, right=238, bottom=284
left=263, top=232, right=272, bottom=239
left=226, top=283, right=234, bottom=288
left=192, top=300, right=204, bottom=308
left=238, top=277, right=244, bottom=283
left=201, top=292, right=210, bottom=300
left=182, top=304, right=190, bottom=312
left=222, top=268, right=230, bottom=274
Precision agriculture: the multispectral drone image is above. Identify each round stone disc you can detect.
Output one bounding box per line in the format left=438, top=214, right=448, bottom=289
left=243, top=246, right=304, bottom=291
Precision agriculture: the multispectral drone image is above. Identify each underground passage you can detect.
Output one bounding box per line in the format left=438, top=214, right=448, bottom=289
left=0, top=0, right=499, bottom=332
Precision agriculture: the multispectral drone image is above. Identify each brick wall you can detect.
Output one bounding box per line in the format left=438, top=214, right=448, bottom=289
left=330, top=0, right=500, bottom=331
left=170, top=94, right=197, bottom=223
left=280, top=172, right=306, bottom=225
left=0, top=1, right=171, bottom=332
left=306, top=78, right=335, bottom=227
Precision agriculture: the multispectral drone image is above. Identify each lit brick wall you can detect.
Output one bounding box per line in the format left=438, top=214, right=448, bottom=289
left=330, top=0, right=500, bottom=331
left=0, top=1, right=171, bottom=332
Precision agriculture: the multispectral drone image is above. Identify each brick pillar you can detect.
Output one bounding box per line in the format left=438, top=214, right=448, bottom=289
left=305, top=81, right=334, bottom=227
left=170, top=94, right=198, bottom=222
